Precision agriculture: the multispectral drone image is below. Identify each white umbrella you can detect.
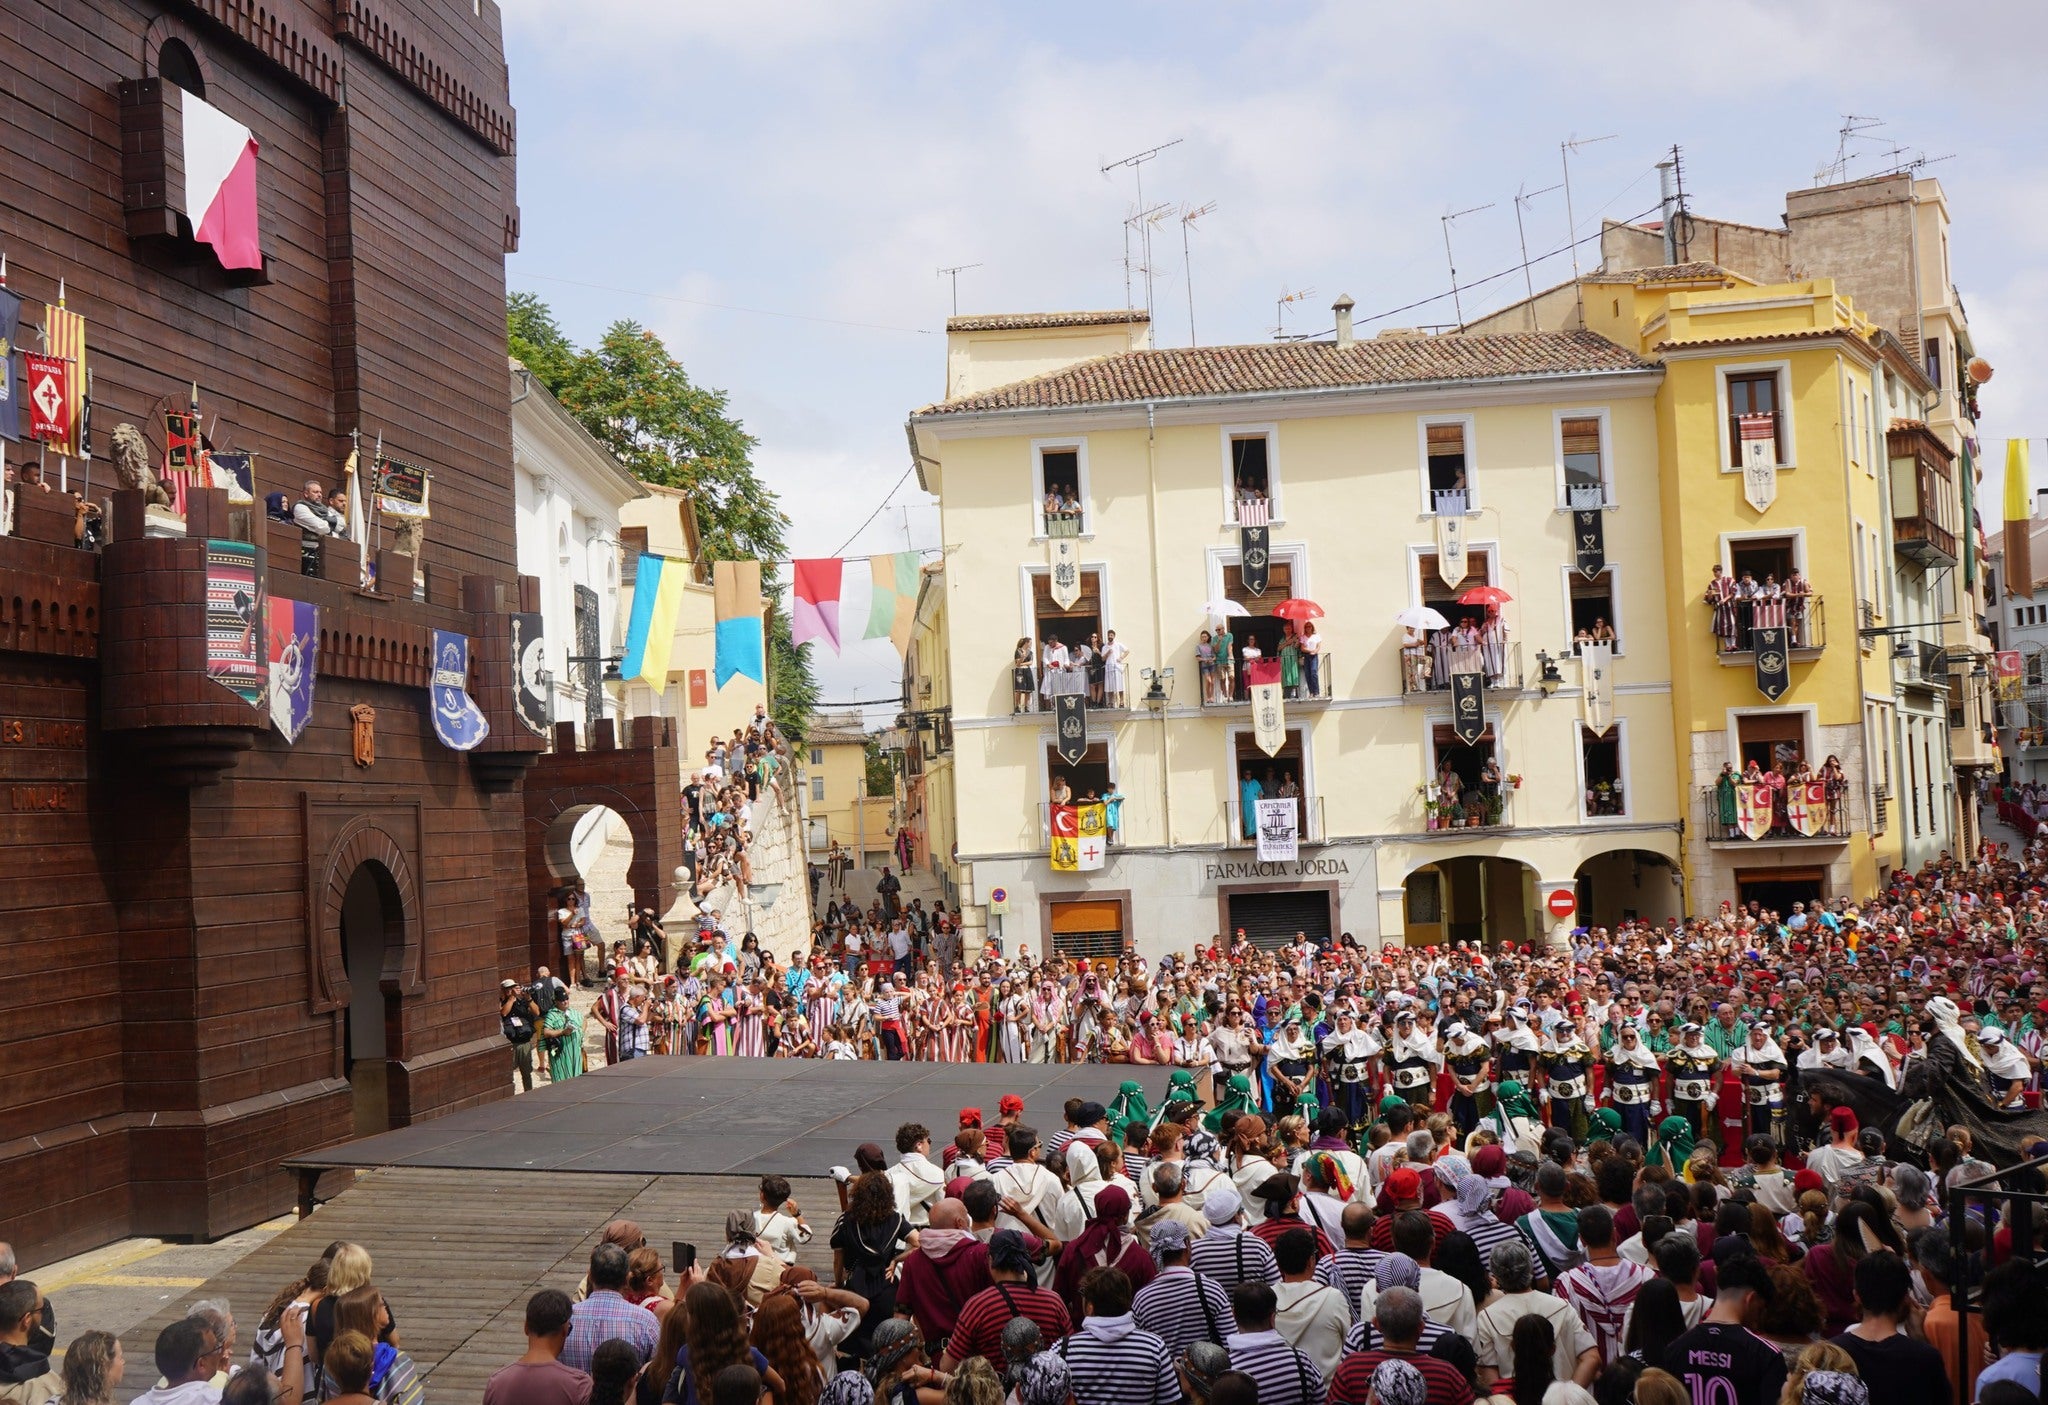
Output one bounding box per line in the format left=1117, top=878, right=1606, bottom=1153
left=1202, top=599, right=1251, bottom=618
left=1395, top=606, right=1450, bottom=631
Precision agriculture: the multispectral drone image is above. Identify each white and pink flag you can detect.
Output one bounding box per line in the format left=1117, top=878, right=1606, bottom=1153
left=181, top=92, right=262, bottom=271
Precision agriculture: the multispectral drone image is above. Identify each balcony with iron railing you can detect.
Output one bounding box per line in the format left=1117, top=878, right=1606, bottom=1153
left=1697, top=781, right=1853, bottom=849
left=1223, top=794, right=1324, bottom=849
left=1202, top=650, right=1334, bottom=708
left=1401, top=640, right=1523, bottom=698
left=1895, top=638, right=1951, bottom=690
left=1711, top=593, right=1826, bottom=660
left=1418, top=781, right=1515, bottom=833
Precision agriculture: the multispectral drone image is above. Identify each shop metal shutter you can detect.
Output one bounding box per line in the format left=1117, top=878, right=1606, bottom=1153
left=1226, top=890, right=1332, bottom=950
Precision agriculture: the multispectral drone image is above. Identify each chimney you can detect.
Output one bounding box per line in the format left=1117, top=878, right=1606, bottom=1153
left=1333, top=294, right=1356, bottom=350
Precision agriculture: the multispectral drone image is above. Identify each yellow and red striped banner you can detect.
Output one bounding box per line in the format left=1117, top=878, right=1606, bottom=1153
left=44, top=301, right=86, bottom=458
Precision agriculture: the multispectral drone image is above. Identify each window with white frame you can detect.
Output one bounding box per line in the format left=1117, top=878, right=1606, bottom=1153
left=1847, top=383, right=1861, bottom=467
left=1581, top=722, right=1627, bottom=818
left=1421, top=418, right=1473, bottom=514
left=1225, top=427, right=1277, bottom=525
left=1567, top=567, right=1624, bottom=654
left=811, top=775, right=825, bottom=802
left=1558, top=413, right=1610, bottom=509
left=1033, top=441, right=1087, bottom=536
left=1721, top=366, right=1789, bottom=469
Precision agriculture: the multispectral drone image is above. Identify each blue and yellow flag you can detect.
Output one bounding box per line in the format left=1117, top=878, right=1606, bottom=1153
left=621, top=552, right=687, bottom=692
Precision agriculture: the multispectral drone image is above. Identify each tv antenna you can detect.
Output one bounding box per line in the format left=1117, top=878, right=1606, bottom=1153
left=1121, top=202, right=1174, bottom=322
left=1180, top=201, right=1217, bottom=346
left=1102, top=139, right=1182, bottom=317
left=936, top=263, right=981, bottom=317
left=1817, top=114, right=1885, bottom=185
left=1560, top=132, right=1617, bottom=324
left=1512, top=181, right=1563, bottom=299
left=1273, top=286, right=1315, bottom=341
left=1440, top=202, right=1494, bottom=325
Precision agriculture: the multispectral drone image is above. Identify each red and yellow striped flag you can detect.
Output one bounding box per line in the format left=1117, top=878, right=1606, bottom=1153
left=44, top=297, right=86, bottom=458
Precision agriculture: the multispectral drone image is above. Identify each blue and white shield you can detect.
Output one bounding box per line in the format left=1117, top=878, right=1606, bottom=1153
left=430, top=629, right=490, bottom=751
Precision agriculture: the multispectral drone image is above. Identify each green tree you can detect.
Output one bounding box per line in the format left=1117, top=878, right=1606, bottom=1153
left=863, top=736, right=896, bottom=798
left=509, top=293, right=816, bottom=740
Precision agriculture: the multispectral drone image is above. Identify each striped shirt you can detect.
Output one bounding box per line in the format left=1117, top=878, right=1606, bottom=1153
left=1317, top=1247, right=1385, bottom=1322
left=1133, top=1266, right=1233, bottom=1359
left=1225, top=1329, right=1324, bottom=1405
left=947, top=1282, right=1072, bottom=1371
left=1190, top=1225, right=1281, bottom=1288
left=1455, top=1210, right=1525, bottom=1266
left=1056, top=1314, right=1179, bottom=1405
left=1328, top=1347, right=1477, bottom=1405
left=1554, top=1259, right=1653, bottom=1366
left=1344, top=1317, right=1453, bottom=1355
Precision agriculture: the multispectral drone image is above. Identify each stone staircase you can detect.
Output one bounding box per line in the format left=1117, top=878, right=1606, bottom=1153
left=674, top=775, right=813, bottom=953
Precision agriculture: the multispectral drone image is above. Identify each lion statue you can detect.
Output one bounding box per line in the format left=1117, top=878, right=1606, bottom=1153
left=109, top=423, right=172, bottom=508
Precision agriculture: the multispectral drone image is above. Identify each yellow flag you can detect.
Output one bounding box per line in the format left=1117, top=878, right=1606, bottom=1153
left=1049, top=835, right=1079, bottom=871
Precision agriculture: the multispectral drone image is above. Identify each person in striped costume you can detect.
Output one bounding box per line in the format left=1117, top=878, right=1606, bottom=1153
left=1221, top=1280, right=1323, bottom=1405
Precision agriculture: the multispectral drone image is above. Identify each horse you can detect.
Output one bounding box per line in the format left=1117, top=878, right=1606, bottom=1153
left=1788, top=1064, right=1921, bottom=1165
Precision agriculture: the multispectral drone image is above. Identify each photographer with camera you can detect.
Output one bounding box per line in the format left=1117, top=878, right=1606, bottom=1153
left=501, top=976, right=545, bottom=1093
left=629, top=903, right=668, bottom=973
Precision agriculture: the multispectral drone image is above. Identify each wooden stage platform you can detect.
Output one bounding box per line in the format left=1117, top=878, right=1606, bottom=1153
left=116, top=1062, right=1165, bottom=1401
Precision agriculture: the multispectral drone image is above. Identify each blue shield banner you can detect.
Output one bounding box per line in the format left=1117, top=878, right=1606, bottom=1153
left=430, top=629, right=489, bottom=750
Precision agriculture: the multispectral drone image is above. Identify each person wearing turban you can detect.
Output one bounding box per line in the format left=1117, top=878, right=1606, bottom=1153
left=1644, top=1114, right=1695, bottom=1175
left=1486, top=1079, right=1542, bottom=1155
left=1205, top=1072, right=1259, bottom=1135
left=1053, top=1184, right=1153, bottom=1317
left=1585, top=1107, right=1624, bottom=1143
left=1107, top=1079, right=1151, bottom=1132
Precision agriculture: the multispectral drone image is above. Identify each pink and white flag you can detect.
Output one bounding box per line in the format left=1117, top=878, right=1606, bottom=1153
left=791, top=558, right=843, bottom=654
left=181, top=92, right=262, bottom=271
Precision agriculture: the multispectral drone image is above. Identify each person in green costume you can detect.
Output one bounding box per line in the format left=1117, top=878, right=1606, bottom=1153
left=1205, top=1072, right=1257, bottom=1134
left=1106, top=1079, right=1150, bottom=1133
left=1585, top=1107, right=1623, bottom=1143
left=1644, top=1114, right=1695, bottom=1175
left=542, top=988, right=584, bottom=1082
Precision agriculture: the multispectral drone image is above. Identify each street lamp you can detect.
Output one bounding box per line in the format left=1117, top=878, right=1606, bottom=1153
left=1534, top=650, right=1564, bottom=696
left=1140, top=666, right=1175, bottom=708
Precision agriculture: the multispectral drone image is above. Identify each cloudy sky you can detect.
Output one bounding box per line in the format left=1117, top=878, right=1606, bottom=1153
left=504, top=0, right=2047, bottom=720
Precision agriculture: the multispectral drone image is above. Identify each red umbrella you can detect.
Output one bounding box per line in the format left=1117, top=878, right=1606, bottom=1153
left=1457, top=585, right=1513, bottom=606
left=1271, top=598, right=1325, bottom=621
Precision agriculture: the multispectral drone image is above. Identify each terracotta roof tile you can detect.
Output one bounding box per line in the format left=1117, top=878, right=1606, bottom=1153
left=1583, top=262, right=1742, bottom=285
left=945, top=310, right=1150, bottom=332
left=916, top=330, right=1651, bottom=416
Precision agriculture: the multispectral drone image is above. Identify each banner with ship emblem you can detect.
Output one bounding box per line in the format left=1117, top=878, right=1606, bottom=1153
left=1752, top=624, right=1790, bottom=701
left=1254, top=797, right=1299, bottom=863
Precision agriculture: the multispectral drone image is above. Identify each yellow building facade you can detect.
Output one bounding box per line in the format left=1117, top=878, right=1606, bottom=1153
left=803, top=711, right=895, bottom=870
left=899, top=563, right=963, bottom=907
left=1588, top=277, right=1931, bottom=908
left=908, top=311, right=1688, bottom=960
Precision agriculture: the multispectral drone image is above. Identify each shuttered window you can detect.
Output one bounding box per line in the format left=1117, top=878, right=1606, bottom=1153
left=1222, top=561, right=1293, bottom=611
left=1427, top=425, right=1467, bottom=457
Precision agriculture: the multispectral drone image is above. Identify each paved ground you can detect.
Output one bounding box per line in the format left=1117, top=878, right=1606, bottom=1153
left=25, top=1216, right=297, bottom=1357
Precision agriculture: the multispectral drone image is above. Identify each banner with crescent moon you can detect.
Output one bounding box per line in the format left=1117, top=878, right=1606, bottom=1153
left=1573, top=507, right=1606, bottom=581
left=1752, top=625, right=1790, bottom=701
left=1450, top=670, right=1486, bottom=745
left=429, top=628, right=490, bottom=750
left=1436, top=513, right=1468, bottom=588
left=511, top=611, right=550, bottom=737
left=1053, top=693, right=1088, bottom=765
left=1240, top=525, right=1270, bottom=598
left=1737, top=782, right=1774, bottom=841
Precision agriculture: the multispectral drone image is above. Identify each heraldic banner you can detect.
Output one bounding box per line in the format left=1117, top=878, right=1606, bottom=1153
left=1048, top=536, right=1080, bottom=611
left=1435, top=513, right=1468, bottom=588
left=1248, top=655, right=1285, bottom=757
left=1736, top=782, right=1774, bottom=841
left=1239, top=524, right=1270, bottom=597
left=1254, top=797, right=1299, bottom=863
left=1048, top=801, right=1106, bottom=871
left=376, top=457, right=431, bottom=518
left=429, top=629, right=489, bottom=750
left=1450, top=670, right=1486, bottom=745
left=204, top=538, right=265, bottom=708
left=1573, top=507, right=1606, bottom=580
left=1053, top=693, right=1088, bottom=765
left=1581, top=641, right=1614, bottom=736
left=511, top=611, right=550, bottom=736
left=1752, top=625, right=1790, bottom=702
left=266, top=596, right=317, bottom=742
left=1786, top=780, right=1828, bottom=838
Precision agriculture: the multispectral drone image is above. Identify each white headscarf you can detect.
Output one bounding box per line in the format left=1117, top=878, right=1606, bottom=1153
left=1272, top=1021, right=1316, bottom=1061
left=1609, top=1026, right=1661, bottom=1072
left=1926, top=996, right=1981, bottom=1069
left=1495, top=1009, right=1541, bottom=1053
left=1845, top=1027, right=1896, bottom=1088
left=1391, top=1016, right=1442, bottom=1067
left=1733, top=1030, right=1786, bottom=1066
left=1978, top=1028, right=2032, bottom=1082
left=1443, top=1022, right=1490, bottom=1058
